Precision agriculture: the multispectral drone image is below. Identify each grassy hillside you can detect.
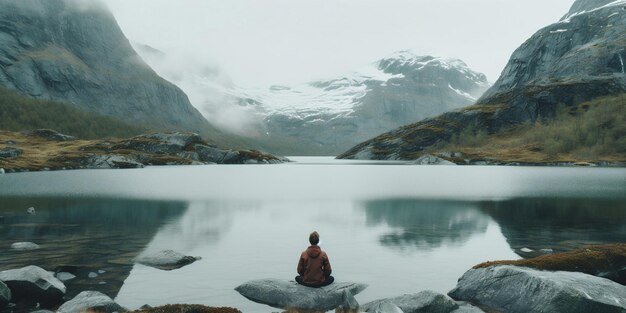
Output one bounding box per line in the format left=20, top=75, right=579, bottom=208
left=427, top=94, right=626, bottom=164
left=0, top=86, right=146, bottom=139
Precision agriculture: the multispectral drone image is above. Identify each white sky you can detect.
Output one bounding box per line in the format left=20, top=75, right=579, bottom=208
left=105, top=0, right=574, bottom=88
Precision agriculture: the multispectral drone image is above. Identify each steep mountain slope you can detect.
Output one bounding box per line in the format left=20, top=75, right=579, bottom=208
left=338, top=0, right=626, bottom=162
left=0, top=0, right=212, bottom=134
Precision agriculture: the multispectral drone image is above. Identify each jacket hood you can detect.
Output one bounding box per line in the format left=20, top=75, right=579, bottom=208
left=306, top=245, right=322, bottom=258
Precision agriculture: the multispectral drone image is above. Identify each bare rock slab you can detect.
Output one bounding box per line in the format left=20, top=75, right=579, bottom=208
left=57, top=291, right=126, bottom=313
left=0, top=265, right=65, bottom=306
left=362, top=291, right=458, bottom=313
left=448, top=265, right=626, bottom=313
left=235, top=278, right=367, bottom=312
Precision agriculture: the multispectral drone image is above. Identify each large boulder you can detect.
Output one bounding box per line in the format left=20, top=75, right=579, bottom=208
left=0, top=281, right=11, bottom=308
left=133, top=250, right=199, bottom=270
left=235, top=278, right=368, bottom=312
left=83, top=154, right=144, bottom=169
left=362, top=291, right=459, bottom=313
left=57, top=291, right=126, bottom=313
left=0, top=265, right=66, bottom=306
left=448, top=265, right=626, bottom=313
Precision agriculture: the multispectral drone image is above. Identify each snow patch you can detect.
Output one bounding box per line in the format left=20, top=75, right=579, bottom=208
left=550, top=29, right=569, bottom=33
left=560, top=0, right=626, bottom=23
left=448, top=84, right=477, bottom=101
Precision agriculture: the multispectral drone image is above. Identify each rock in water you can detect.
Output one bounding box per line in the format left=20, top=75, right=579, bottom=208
left=362, top=291, right=458, bottom=313
left=0, top=265, right=66, bottom=306
left=10, top=242, right=40, bottom=250
left=448, top=265, right=626, bottom=313
left=57, top=291, right=126, bottom=313
left=0, top=281, right=11, bottom=308
left=235, top=279, right=368, bottom=312
left=133, top=250, right=199, bottom=270
left=27, top=207, right=35, bottom=214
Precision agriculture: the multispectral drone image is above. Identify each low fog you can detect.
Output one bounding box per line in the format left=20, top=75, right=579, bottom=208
left=104, top=0, right=574, bottom=135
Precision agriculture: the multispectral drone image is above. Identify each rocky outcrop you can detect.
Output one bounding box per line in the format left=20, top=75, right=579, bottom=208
left=338, top=0, right=626, bottom=160
left=0, top=0, right=212, bottom=134
left=133, top=250, right=200, bottom=271
left=0, top=130, right=287, bottom=173
left=57, top=291, right=127, bottom=313
left=10, top=242, right=40, bottom=250
left=234, top=279, right=367, bottom=312
left=0, top=147, right=22, bottom=158
left=448, top=265, right=626, bottom=313
left=0, top=265, right=66, bottom=306
left=0, top=281, right=10, bottom=308
left=473, top=243, right=626, bottom=285
left=411, top=155, right=456, bottom=165
left=362, top=291, right=459, bottom=313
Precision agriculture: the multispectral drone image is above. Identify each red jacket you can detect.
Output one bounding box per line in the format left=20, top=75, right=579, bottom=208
left=297, top=245, right=332, bottom=285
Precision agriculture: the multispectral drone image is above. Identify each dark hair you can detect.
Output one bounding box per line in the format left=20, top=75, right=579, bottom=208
left=309, top=231, right=320, bottom=245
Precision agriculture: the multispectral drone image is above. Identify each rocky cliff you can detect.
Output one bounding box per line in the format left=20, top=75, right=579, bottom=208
left=338, top=0, right=626, bottom=160
left=0, top=0, right=212, bottom=134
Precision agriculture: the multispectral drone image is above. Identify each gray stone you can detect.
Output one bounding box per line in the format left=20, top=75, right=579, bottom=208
left=0, top=168, right=4, bottom=174
left=84, top=155, right=144, bottom=169
left=235, top=278, right=368, bottom=312
left=340, top=289, right=360, bottom=311
left=57, top=291, right=126, bottom=313
left=450, top=302, right=485, bottom=313
left=448, top=265, right=626, bottom=313
left=367, top=301, right=404, bottom=313
left=27, top=207, right=35, bottom=214
left=133, top=250, right=199, bottom=270
left=88, top=272, right=98, bottom=278
left=55, top=272, right=76, bottom=282
left=412, top=155, right=456, bottom=165
left=0, top=281, right=10, bottom=308
left=362, top=291, right=459, bottom=313
left=10, top=242, right=40, bottom=250
left=0, top=147, right=22, bottom=158
left=0, top=265, right=66, bottom=306
left=195, top=144, right=229, bottom=163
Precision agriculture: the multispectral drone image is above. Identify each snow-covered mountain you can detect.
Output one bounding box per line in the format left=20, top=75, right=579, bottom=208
left=251, top=51, right=489, bottom=155
left=135, top=47, right=489, bottom=155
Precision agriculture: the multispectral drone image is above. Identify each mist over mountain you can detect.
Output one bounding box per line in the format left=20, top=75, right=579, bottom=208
left=0, top=0, right=213, bottom=134
left=136, top=47, right=488, bottom=155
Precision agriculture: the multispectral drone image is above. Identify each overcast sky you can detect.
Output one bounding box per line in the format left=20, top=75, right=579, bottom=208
left=105, top=0, right=574, bottom=88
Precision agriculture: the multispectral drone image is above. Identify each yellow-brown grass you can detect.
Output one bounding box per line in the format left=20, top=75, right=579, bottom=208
left=475, top=243, right=626, bottom=283
left=129, top=304, right=241, bottom=313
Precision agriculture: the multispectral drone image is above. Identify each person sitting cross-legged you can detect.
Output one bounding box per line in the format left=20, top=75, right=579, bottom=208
left=295, top=231, right=334, bottom=287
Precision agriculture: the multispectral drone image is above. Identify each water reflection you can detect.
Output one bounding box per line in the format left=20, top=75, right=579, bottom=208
left=0, top=197, right=188, bottom=300
left=363, top=199, right=489, bottom=251
left=479, top=198, right=626, bottom=255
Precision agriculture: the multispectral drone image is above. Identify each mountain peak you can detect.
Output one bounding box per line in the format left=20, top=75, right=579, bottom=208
left=378, top=51, right=471, bottom=73
left=561, top=0, right=626, bottom=21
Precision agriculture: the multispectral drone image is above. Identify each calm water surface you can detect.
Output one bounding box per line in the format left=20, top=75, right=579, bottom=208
left=0, top=157, right=625, bottom=312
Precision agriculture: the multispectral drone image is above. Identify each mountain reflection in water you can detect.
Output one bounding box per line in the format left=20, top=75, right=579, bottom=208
left=363, top=199, right=489, bottom=251
left=0, top=197, right=188, bottom=300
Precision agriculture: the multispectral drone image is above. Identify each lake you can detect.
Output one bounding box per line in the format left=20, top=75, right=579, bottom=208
left=1, top=157, right=625, bottom=312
